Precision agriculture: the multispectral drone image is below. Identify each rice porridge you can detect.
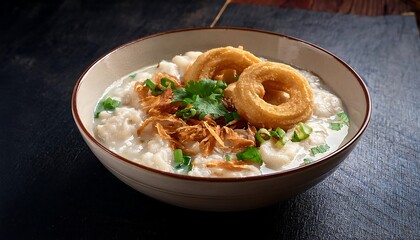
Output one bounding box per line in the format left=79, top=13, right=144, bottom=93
left=93, top=48, right=349, bottom=178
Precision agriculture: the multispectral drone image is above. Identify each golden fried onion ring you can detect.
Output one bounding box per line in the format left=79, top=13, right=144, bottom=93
left=231, top=62, right=314, bottom=130
left=183, top=46, right=261, bottom=83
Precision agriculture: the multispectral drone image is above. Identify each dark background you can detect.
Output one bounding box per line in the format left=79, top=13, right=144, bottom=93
left=1, top=0, right=419, bottom=239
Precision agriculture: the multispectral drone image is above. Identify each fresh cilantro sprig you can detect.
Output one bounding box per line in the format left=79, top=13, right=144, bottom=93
left=172, top=79, right=229, bottom=120
left=94, top=97, right=121, bottom=118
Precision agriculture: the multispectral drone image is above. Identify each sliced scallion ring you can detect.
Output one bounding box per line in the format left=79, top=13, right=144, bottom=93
left=270, top=127, right=289, bottom=147
left=144, top=79, right=156, bottom=90
left=174, top=149, right=184, bottom=163
left=291, top=122, right=312, bottom=142
left=161, top=78, right=176, bottom=90
left=255, top=128, right=271, bottom=143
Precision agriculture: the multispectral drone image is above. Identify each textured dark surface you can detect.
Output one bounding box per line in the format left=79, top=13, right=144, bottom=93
left=1, top=0, right=419, bottom=239
left=217, top=4, right=420, bottom=239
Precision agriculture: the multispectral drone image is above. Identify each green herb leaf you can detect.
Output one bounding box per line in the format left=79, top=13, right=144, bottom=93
left=102, top=97, right=120, bottom=109
left=172, top=88, right=187, bottom=102
left=190, top=94, right=228, bottom=120
left=224, top=111, right=240, bottom=124
left=171, top=79, right=229, bottom=120
left=94, top=106, right=105, bottom=118
left=236, top=146, right=263, bottom=165
left=310, top=144, right=330, bottom=156
left=94, top=97, right=121, bottom=118
left=184, top=79, right=227, bottom=98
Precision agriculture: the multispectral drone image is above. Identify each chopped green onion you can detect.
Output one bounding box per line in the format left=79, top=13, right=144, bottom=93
left=160, top=78, right=176, bottom=90
left=144, top=79, right=156, bottom=90
left=176, top=108, right=197, bottom=119
left=181, top=155, right=192, bottom=170
left=275, top=141, right=285, bottom=148
left=94, top=97, right=121, bottom=118
left=225, top=155, right=232, bottom=161
left=337, top=112, right=349, bottom=126
left=144, top=79, right=164, bottom=96
left=103, top=97, right=120, bottom=109
left=330, top=122, right=344, bottom=131
left=236, top=146, right=263, bottom=165
left=173, top=149, right=192, bottom=172
left=198, top=112, right=207, bottom=120
left=174, top=149, right=184, bottom=163
left=270, top=128, right=284, bottom=139
left=310, top=144, right=330, bottom=156
left=270, top=127, right=289, bottom=147
left=291, top=122, right=313, bottom=142
left=224, top=111, right=240, bottom=124
left=330, top=112, right=349, bottom=130
left=303, top=158, right=313, bottom=164
left=255, top=128, right=271, bottom=143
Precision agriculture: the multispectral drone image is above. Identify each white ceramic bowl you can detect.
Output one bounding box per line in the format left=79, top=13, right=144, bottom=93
left=72, top=27, right=371, bottom=211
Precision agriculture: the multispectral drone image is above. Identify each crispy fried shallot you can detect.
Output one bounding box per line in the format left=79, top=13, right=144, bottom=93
left=204, top=159, right=256, bottom=172
left=134, top=73, right=256, bottom=157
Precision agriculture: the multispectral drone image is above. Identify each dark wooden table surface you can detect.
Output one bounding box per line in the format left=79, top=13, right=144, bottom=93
left=1, top=0, right=419, bottom=239
left=232, top=0, right=415, bottom=15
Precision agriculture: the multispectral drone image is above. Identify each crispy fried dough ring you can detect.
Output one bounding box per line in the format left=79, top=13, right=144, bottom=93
left=183, top=46, right=261, bottom=82
left=232, top=62, right=314, bottom=130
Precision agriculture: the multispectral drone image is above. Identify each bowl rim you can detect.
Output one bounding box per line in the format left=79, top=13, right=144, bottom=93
left=71, top=26, right=372, bottom=182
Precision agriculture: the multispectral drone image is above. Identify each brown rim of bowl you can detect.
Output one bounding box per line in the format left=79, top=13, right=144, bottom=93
left=71, top=26, right=372, bottom=183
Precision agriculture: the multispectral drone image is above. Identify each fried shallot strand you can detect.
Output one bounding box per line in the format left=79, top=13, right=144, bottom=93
left=205, top=159, right=255, bottom=172
left=135, top=72, right=256, bottom=157
left=155, top=122, right=196, bottom=156
left=153, top=72, right=182, bottom=88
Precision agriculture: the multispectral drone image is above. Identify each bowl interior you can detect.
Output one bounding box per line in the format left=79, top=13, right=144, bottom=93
left=73, top=28, right=370, bottom=164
